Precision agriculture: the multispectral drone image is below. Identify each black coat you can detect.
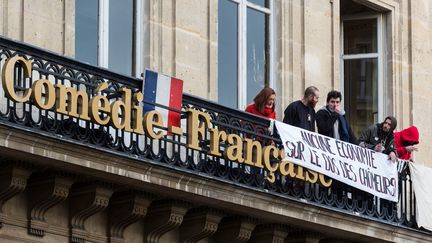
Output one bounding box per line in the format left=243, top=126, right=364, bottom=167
left=316, top=106, right=358, bottom=145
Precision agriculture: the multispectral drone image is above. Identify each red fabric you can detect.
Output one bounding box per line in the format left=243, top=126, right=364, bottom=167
left=245, top=103, right=276, bottom=119
left=394, top=126, right=419, bottom=160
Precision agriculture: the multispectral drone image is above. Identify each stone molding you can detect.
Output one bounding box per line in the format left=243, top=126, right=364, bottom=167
left=249, top=224, right=290, bottom=243
left=69, top=183, right=113, bottom=243
left=0, top=128, right=432, bottom=242
left=143, top=199, right=190, bottom=243
left=213, top=216, right=258, bottom=243
left=108, top=191, right=152, bottom=243
left=27, top=173, right=74, bottom=237
left=0, top=162, right=32, bottom=228
left=319, top=239, right=354, bottom=243
left=179, top=207, right=224, bottom=243
left=285, top=230, right=324, bottom=243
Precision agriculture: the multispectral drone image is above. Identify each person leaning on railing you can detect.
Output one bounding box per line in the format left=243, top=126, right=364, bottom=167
left=244, top=87, right=276, bottom=177
left=244, top=87, right=276, bottom=142
left=394, top=126, right=419, bottom=162
left=358, top=116, right=398, bottom=162
left=245, top=87, right=276, bottom=120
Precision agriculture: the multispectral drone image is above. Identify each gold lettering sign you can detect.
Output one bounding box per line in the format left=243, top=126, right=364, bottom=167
left=55, top=83, right=91, bottom=120
left=2, top=56, right=32, bottom=102
left=32, top=79, right=55, bottom=110
left=1, top=56, right=332, bottom=187
left=89, top=83, right=111, bottom=125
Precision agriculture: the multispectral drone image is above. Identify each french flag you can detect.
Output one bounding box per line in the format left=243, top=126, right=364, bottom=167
left=143, top=70, right=183, bottom=128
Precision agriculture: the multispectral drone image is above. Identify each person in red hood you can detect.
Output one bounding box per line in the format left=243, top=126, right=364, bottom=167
left=245, top=87, right=276, bottom=119
left=394, top=126, right=419, bottom=161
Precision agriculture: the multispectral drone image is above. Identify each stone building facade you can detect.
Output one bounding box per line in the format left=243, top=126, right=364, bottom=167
left=0, top=0, right=430, bottom=242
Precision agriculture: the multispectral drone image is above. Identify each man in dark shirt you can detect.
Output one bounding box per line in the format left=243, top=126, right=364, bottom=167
left=283, top=86, right=319, bottom=131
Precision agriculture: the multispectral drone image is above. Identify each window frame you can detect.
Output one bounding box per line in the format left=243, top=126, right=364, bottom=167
left=340, top=14, right=386, bottom=123
left=220, top=0, right=275, bottom=109
left=84, top=0, right=145, bottom=77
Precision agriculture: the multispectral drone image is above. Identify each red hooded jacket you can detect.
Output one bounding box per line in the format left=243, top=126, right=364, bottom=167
left=394, top=126, right=419, bottom=160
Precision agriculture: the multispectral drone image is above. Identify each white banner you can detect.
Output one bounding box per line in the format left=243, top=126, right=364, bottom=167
left=275, top=121, right=399, bottom=202
left=408, top=162, right=432, bottom=231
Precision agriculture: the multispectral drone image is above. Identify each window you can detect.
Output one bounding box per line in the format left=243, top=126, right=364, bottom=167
left=75, top=0, right=145, bottom=77
left=341, top=15, right=385, bottom=135
left=218, top=0, right=273, bottom=109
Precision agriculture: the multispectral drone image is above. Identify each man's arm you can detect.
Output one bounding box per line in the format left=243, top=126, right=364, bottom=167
left=386, top=138, right=397, bottom=161
left=316, top=109, right=338, bottom=135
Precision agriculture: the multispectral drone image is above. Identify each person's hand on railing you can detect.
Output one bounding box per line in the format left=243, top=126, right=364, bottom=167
left=374, top=143, right=384, bottom=152
left=405, top=145, right=418, bottom=152
left=389, top=151, right=397, bottom=162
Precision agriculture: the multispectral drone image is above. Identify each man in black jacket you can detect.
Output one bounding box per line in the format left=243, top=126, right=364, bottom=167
left=316, top=90, right=358, bottom=144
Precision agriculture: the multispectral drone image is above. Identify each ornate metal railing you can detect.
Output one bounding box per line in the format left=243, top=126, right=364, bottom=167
left=0, top=36, right=418, bottom=230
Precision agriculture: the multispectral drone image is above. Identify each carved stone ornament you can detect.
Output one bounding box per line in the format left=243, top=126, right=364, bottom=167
left=0, top=162, right=32, bottom=228
left=69, top=183, right=113, bottom=243
left=27, top=173, right=74, bottom=237
left=143, top=199, right=190, bottom=243
left=108, top=192, right=152, bottom=243
left=179, top=207, right=224, bottom=243
left=249, top=224, right=289, bottom=243
left=213, top=216, right=257, bottom=243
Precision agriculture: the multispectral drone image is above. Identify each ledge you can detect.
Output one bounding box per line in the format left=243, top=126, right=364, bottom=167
left=0, top=126, right=430, bottom=242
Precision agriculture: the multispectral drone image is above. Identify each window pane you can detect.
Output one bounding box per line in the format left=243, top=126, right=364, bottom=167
left=248, top=0, right=269, bottom=8
left=218, top=0, right=238, bottom=108
left=75, top=0, right=99, bottom=65
left=109, top=0, right=133, bottom=75
left=344, top=58, right=378, bottom=135
left=247, top=7, right=268, bottom=104
left=343, top=19, right=377, bottom=54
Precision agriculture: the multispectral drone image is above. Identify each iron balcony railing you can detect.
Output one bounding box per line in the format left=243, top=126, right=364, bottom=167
left=0, top=36, right=419, bottom=231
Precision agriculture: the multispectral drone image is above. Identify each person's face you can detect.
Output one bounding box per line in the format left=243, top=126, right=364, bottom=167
left=383, top=118, right=392, bottom=132
left=308, top=91, right=319, bottom=108
left=266, top=94, right=276, bottom=108
left=327, top=97, right=340, bottom=110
